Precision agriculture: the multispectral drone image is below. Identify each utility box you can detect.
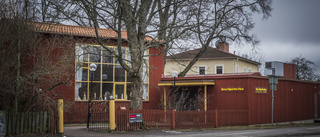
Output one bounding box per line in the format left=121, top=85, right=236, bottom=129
left=129, top=113, right=143, bottom=123
left=265, top=61, right=284, bottom=77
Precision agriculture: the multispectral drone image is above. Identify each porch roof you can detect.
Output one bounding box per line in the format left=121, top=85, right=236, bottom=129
left=158, top=79, right=215, bottom=86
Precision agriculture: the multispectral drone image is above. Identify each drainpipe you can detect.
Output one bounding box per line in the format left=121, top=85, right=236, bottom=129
left=234, top=57, right=239, bottom=73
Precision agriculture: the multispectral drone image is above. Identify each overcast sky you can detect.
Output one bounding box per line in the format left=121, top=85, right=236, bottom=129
left=230, top=0, right=320, bottom=75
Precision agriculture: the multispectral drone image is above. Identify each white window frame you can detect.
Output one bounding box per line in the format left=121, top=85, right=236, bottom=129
left=215, top=65, right=224, bottom=74
left=243, top=67, right=247, bottom=72
left=235, top=65, right=239, bottom=73
left=248, top=68, right=252, bottom=72
left=198, top=65, right=206, bottom=75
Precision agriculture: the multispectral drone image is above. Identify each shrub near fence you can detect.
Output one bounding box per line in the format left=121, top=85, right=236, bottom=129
left=5, top=111, right=52, bottom=136
left=175, top=110, right=216, bottom=129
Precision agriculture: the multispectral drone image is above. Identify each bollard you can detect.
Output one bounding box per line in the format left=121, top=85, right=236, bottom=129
left=109, top=99, right=115, bottom=131
left=57, top=98, right=64, bottom=134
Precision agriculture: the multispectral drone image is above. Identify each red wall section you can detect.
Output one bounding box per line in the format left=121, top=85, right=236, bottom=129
left=208, top=75, right=318, bottom=125
left=247, top=77, right=271, bottom=125
left=213, top=78, right=249, bottom=110
left=144, top=46, right=165, bottom=109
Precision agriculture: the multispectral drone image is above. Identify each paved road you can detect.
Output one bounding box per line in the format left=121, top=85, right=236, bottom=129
left=63, top=125, right=320, bottom=137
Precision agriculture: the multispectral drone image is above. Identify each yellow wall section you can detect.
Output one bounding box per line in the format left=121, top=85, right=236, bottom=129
left=165, top=58, right=259, bottom=75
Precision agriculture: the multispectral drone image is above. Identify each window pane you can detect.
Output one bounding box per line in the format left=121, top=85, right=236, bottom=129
left=142, top=66, right=148, bottom=83
left=76, top=63, right=88, bottom=81
left=115, top=47, right=125, bottom=64
left=76, top=82, right=88, bottom=100
left=89, top=46, right=101, bottom=62
left=90, top=83, right=101, bottom=100
left=102, top=64, right=113, bottom=81
left=115, top=84, right=124, bottom=99
left=76, top=44, right=88, bottom=62
left=127, top=72, right=131, bottom=82
left=199, top=67, right=205, bottom=75
left=127, top=83, right=131, bottom=100
left=217, top=66, right=223, bottom=74
left=143, top=84, right=148, bottom=100
left=115, top=65, right=125, bottom=82
left=102, top=83, right=113, bottom=100
left=102, top=47, right=113, bottom=63
left=89, top=64, right=101, bottom=81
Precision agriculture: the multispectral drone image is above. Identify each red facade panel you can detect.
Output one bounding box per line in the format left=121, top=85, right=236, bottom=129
left=205, top=75, right=319, bottom=125
left=213, top=78, right=249, bottom=110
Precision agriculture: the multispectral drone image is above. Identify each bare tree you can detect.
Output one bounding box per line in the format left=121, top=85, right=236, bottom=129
left=0, top=1, right=76, bottom=111
left=288, top=56, right=319, bottom=81
left=48, top=0, right=272, bottom=110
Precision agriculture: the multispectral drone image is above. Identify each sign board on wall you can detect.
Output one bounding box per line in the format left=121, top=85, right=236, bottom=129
left=129, top=113, right=142, bottom=123
left=0, top=111, right=5, bottom=137
left=255, top=88, right=267, bottom=94
left=221, top=88, right=244, bottom=92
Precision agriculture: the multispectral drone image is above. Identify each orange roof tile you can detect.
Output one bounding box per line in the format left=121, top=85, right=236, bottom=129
left=26, top=21, right=154, bottom=41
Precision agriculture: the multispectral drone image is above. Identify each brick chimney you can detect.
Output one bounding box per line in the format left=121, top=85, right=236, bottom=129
left=283, top=63, right=297, bottom=79
left=217, top=41, right=229, bottom=53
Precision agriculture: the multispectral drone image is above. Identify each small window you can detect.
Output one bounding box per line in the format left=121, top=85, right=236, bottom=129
left=248, top=68, right=252, bottom=72
left=243, top=67, right=247, bottom=72
left=216, top=65, right=223, bottom=74
left=199, top=66, right=206, bottom=75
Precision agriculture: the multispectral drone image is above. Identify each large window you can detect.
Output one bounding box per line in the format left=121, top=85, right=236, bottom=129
left=75, top=44, right=149, bottom=101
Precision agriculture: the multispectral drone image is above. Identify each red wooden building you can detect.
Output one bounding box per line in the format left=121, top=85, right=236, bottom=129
left=20, top=21, right=165, bottom=123
left=159, top=66, right=320, bottom=126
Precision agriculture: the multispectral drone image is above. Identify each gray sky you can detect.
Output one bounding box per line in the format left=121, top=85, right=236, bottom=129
left=230, top=0, right=320, bottom=75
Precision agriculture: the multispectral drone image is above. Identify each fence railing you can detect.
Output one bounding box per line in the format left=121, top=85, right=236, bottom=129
left=84, top=108, right=249, bottom=132
left=88, top=111, right=109, bottom=132
left=4, top=111, right=52, bottom=136
left=114, top=109, right=248, bottom=131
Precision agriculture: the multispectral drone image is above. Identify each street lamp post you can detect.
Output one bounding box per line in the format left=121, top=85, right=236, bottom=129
left=172, top=71, right=178, bottom=92
left=87, top=63, right=97, bottom=128
left=172, top=71, right=178, bottom=110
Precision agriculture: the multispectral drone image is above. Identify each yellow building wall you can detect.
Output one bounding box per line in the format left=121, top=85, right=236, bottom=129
left=164, top=58, right=259, bottom=75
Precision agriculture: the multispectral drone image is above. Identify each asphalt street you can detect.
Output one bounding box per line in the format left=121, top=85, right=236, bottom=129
left=63, top=125, right=320, bottom=137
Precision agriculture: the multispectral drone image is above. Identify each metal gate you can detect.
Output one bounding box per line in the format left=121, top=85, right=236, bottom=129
left=88, top=101, right=109, bottom=132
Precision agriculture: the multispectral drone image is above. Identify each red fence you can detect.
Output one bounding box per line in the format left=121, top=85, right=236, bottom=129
left=115, top=109, right=248, bottom=131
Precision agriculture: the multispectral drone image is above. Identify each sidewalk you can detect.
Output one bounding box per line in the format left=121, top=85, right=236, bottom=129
left=63, top=126, right=167, bottom=137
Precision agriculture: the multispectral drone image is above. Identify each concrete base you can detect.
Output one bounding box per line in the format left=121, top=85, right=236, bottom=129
left=250, top=119, right=315, bottom=127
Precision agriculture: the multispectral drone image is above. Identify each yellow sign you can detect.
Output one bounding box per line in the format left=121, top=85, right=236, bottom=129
left=255, top=88, right=267, bottom=94
left=221, top=88, right=244, bottom=92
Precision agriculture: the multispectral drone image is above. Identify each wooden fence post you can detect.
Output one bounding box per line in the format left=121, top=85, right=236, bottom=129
left=109, top=99, right=115, bottom=131
left=215, top=109, right=218, bottom=128
left=171, top=109, right=175, bottom=129
left=57, top=98, right=64, bottom=134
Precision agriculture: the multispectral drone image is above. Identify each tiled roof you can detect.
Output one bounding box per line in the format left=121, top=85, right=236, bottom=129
left=26, top=21, right=154, bottom=41
left=166, top=47, right=261, bottom=65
